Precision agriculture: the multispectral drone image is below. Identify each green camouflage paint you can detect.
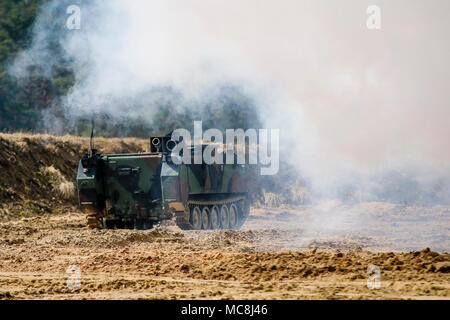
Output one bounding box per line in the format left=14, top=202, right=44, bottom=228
left=76, top=137, right=249, bottom=229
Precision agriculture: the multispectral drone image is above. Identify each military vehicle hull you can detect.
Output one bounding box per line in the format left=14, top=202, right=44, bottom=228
left=77, top=140, right=250, bottom=230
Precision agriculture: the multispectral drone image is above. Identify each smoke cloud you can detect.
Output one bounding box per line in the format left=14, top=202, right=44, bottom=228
left=9, top=0, right=450, bottom=204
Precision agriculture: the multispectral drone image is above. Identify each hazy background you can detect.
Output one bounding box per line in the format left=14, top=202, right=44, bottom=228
left=7, top=0, right=450, bottom=204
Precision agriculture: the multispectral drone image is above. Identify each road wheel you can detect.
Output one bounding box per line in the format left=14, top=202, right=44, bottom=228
left=201, top=206, right=210, bottom=230
left=229, top=203, right=239, bottom=229
left=235, top=200, right=248, bottom=229
left=210, top=206, right=220, bottom=229
left=220, top=205, right=229, bottom=229
left=190, top=206, right=202, bottom=230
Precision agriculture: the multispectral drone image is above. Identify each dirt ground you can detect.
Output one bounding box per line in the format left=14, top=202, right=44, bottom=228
left=0, top=202, right=449, bottom=300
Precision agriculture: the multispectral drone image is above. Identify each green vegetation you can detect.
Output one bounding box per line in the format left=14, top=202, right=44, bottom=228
left=0, top=0, right=261, bottom=137
left=0, top=0, right=76, bottom=131
left=1, top=0, right=52, bottom=130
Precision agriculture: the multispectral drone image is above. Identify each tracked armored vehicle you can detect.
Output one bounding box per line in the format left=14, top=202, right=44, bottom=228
left=76, top=134, right=250, bottom=230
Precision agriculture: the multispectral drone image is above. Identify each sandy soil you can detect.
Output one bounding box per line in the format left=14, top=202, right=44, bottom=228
left=0, top=202, right=449, bottom=300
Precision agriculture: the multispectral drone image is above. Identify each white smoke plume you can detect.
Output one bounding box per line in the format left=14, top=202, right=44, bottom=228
left=9, top=0, right=450, bottom=204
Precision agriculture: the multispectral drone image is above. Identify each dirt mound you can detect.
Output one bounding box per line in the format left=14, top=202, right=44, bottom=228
left=0, top=212, right=448, bottom=299
left=0, top=214, right=184, bottom=248
left=195, top=230, right=258, bottom=251
left=0, top=133, right=148, bottom=220
left=34, top=229, right=185, bottom=248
